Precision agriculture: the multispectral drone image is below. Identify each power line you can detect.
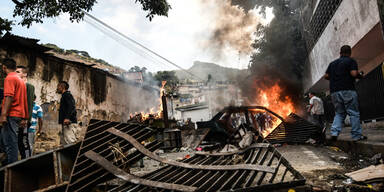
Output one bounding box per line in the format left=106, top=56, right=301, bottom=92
left=83, top=12, right=203, bottom=80
left=84, top=16, right=171, bottom=70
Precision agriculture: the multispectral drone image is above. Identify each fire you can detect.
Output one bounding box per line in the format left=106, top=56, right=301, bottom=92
left=158, top=81, right=167, bottom=117
left=129, top=81, right=167, bottom=122
left=253, top=83, right=295, bottom=138
left=257, top=84, right=294, bottom=118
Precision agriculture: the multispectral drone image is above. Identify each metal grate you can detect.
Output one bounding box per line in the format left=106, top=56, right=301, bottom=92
left=85, top=130, right=305, bottom=192
left=356, top=63, right=384, bottom=121
left=266, top=113, right=320, bottom=144
left=66, top=119, right=162, bottom=192
left=306, top=0, right=343, bottom=50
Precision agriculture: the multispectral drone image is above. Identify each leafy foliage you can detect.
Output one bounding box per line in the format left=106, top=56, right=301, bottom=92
left=12, top=0, right=95, bottom=27
left=0, top=17, right=13, bottom=36
left=44, top=43, right=65, bottom=54
left=5, top=0, right=171, bottom=28
left=66, top=49, right=90, bottom=57
left=154, top=71, right=179, bottom=94
left=45, top=43, right=115, bottom=68
left=135, top=0, right=171, bottom=21
left=129, top=66, right=147, bottom=73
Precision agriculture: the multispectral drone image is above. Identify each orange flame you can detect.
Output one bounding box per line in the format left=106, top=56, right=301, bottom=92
left=129, top=81, right=167, bottom=122
left=257, top=84, right=294, bottom=117
left=253, top=83, right=295, bottom=138
left=158, top=81, right=167, bottom=117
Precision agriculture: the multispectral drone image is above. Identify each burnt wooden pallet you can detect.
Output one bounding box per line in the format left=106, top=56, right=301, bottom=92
left=85, top=130, right=305, bottom=192
left=66, top=119, right=161, bottom=192
left=265, top=113, right=320, bottom=144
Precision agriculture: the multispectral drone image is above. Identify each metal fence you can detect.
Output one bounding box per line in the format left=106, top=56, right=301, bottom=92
left=356, top=63, right=384, bottom=121
left=306, top=0, right=343, bottom=50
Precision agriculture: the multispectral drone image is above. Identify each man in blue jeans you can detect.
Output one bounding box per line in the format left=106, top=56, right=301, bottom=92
left=0, top=58, right=28, bottom=165
left=324, top=45, right=367, bottom=142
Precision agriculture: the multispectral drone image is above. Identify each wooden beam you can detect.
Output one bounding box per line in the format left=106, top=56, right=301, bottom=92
left=85, top=151, right=197, bottom=192
left=107, top=128, right=276, bottom=173
left=195, top=143, right=270, bottom=156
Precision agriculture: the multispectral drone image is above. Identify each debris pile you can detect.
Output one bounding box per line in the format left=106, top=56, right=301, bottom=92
left=2, top=106, right=382, bottom=191
left=0, top=118, right=309, bottom=191
left=198, top=106, right=321, bottom=149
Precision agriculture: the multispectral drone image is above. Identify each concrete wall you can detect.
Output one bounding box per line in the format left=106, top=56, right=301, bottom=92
left=303, top=0, right=381, bottom=92
left=2, top=49, right=159, bottom=150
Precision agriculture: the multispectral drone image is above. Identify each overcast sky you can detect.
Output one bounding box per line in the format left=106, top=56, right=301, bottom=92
left=0, top=0, right=273, bottom=72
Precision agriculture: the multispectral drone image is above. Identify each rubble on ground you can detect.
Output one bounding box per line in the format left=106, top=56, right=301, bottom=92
left=1, top=106, right=384, bottom=192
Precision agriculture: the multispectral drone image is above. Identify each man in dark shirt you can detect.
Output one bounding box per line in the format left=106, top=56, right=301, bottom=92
left=324, top=45, right=367, bottom=141
left=56, top=81, right=78, bottom=145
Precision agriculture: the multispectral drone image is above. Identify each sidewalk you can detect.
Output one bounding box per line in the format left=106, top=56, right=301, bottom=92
left=325, top=123, right=384, bottom=156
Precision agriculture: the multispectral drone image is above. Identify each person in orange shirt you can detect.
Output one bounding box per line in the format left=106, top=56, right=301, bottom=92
left=0, top=58, right=28, bottom=165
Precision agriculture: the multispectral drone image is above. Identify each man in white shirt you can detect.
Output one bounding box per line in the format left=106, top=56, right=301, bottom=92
left=308, top=92, right=325, bottom=142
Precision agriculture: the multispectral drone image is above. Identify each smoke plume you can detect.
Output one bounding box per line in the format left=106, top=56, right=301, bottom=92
left=200, top=0, right=261, bottom=58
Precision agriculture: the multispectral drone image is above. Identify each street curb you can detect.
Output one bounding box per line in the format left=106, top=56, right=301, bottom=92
left=325, top=138, right=384, bottom=157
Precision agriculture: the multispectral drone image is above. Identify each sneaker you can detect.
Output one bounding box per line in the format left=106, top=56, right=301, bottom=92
left=353, top=135, right=368, bottom=142
left=331, top=136, right=338, bottom=141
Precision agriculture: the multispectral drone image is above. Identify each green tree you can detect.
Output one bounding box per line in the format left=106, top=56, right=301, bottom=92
left=237, top=0, right=306, bottom=108
left=0, top=17, right=13, bottom=36
left=1, top=0, right=171, bottom=35
left=207, top=74, right=212, bottom=83
left=129, top=66, right=147, bottom=73
left=154, top=71, right=179, bottom=94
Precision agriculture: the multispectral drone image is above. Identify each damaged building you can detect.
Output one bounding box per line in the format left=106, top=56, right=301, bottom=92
left=300, top=0, right=384, bottom=121
left=0, top=33, right=159, bottom=151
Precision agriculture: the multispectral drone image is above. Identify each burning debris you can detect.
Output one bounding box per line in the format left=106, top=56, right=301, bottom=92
left=253, top=82, right=295, bottom=118
left=77, top=119, right=306, bottom=191
left=0, top=118, right=308, bottom=192
left=198, top=106, right=320, bottom=147
left=129, top=81, right=167, bottom=123
left=3, top=112, right=382, bottom=192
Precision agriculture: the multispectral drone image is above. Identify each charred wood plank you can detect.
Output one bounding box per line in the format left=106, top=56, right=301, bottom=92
left=281, top=168, right=289, bottom=183
left=190, top=156, right=233, bottom=190
left=206, top=149, right=255, bottom=191
left=257, top=150, right=277, bottom=185
left=85, top=151, right=197, bottom=192
left=108, top=128, right=275, bottom=173
left=69, top=139, right=158, bottom=191
left=125, top=156, right=208, bottom=191
left=269, top=159, right=282, bottom=183
left=195, top=143, right=270, bottom=156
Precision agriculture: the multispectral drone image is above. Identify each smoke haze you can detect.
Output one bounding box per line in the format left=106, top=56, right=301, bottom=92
left=199, top=0, right=262, bottom=59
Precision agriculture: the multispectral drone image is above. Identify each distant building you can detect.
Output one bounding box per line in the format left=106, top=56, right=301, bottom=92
left=172, top=80, right=242, bottom=121
left=0, top=33, right=158, bottom=151
left=175, top=103, right=209, bottom=122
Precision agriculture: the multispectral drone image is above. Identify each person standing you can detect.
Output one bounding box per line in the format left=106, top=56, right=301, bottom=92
left=307, top=92, right=325, bottom=127
left=0, top=58, right=28, bottom=165
left=57, top=81, right=78, bottom=145
left=307, top=92, right=325, bottom=143
left=324, top=45, right=367, bottom=141
left=15, top=65, right=35, bottom=158
left=28, top=95, right=43, bottom=155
